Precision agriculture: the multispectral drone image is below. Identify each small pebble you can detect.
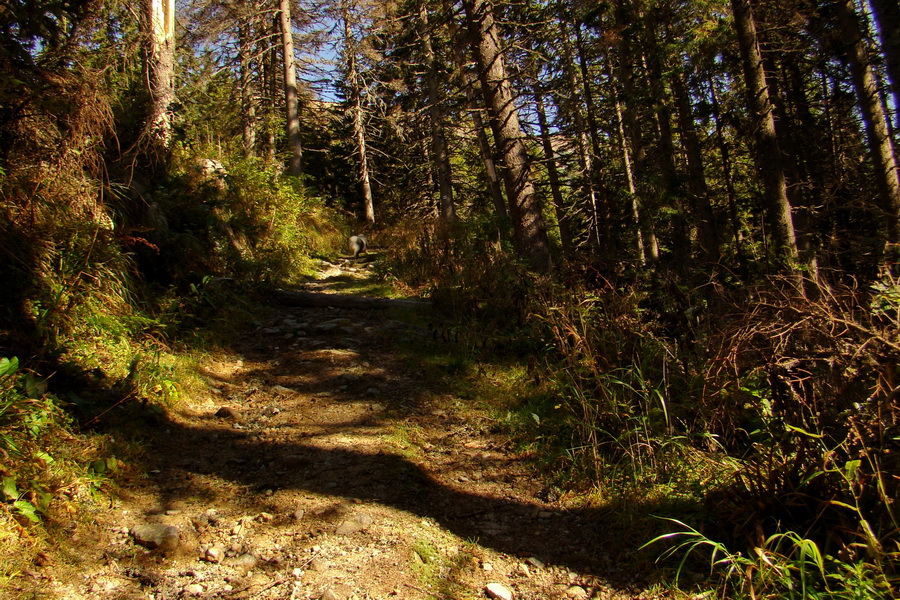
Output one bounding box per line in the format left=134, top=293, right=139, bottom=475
left=204, top=546, right=225, bottom=563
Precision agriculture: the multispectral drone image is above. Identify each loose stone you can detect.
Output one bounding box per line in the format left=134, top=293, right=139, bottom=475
left=130, top=523, right=180, bottom=554
left=485, top=582, right=514, bottom=600
left=335, top=513, right=374, bottom=535
left=230, top=553, right=259, bottom=573
left=215, top=406, right=242, bottom=422
left=204, top=546, right=225, bottom=563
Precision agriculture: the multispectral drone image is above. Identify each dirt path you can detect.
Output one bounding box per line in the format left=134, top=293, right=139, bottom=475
left=20, top=262, right=664, bottom=600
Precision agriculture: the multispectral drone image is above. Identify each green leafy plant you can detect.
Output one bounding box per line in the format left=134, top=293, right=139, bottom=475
left=645, top=518, right=895, bottom=599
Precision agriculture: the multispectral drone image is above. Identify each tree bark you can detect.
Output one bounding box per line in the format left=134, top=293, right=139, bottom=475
left=447, top=17, right=507, bottom=219
left=557, top=18, right=605, bottom=257
left=238, top=20, right=257, bottom=158
left=614, top=0, right=659, bottom=263
left=259, top=15, right=279, bottom=166
left=279, top=0, right=303, bottom=176
left=833, top=0, right=900, bottom=243
left=869, top=0, right=900, bottom=130
left=642, top=20, right=690, bottom=261
left=572, top=22, right=612, bottom=256
left=614, top=95, right=646, bottom=265
left=709, top=76, right=749, bottom=277
left=533, top=80, right=574, bottom=254
left=418, top=1, right=456, bottom=226
left=467, top=84, right=508, bottom=219
left=143, top=0, right=176, bottom=165
left=730, top=0, right=801, bottom=269
left=461, top=0, right=552, bottom=272
left=344, top=6, right=376, bottom=226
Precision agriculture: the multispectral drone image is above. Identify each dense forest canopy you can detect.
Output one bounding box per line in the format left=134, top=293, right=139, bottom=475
left=1, top=0, right=900, bottom=596
left=3, top=0, right=899, bottom=277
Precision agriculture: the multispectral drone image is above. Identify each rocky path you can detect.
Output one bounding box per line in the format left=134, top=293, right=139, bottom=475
left=19, top=262, right=665, bottom=600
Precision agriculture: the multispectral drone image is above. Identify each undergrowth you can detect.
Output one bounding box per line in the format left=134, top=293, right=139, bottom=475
left=383, top=226, right=900, bottom=598
left=0, top=42, right=345, bottom=578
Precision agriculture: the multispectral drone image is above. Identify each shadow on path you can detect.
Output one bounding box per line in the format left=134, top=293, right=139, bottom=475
left=127, top=279, right=696, bottom=590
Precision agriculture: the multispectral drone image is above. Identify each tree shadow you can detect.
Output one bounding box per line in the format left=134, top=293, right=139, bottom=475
left=115, top=293, right=704, bottom=587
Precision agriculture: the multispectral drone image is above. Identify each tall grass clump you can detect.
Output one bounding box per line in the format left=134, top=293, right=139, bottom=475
left=527, top=275, right=721, bottom=497
left=686, top=276, right=900, bottom=595
left=645, top=518, right=893, bottom=599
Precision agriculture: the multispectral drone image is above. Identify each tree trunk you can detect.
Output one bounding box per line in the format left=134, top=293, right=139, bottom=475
left=833, top=0, right=900, bottom=243
left=143, top=0, right=176, bottom=165
left=869, top=0, right=900, bottom=130
left=279, top=0, right=303, bottom=176
left=572, top=22, right=612, bottom=256
left=533, top=80, right=574, bottom=255
left=418, top=1, right=456, bottom=226
left=461, top=0, right=551, bottom=272
left=467, top=85, right=507, bottom=219
left=614, top=95, right=646, bottom=264
left=354, top=84, right=376, bottom=226
left=671, top=67, right=719, bottom=265
left=259, top=16, right=279, bottom=166
left=710, top=76, right=749, bottom=277
left=614, top=0, right=659, bottom=263
left=730, top=0, right=801, bottom=270
left=558, top=18, right=604, bottom=257
left=238, top=21, right=257, bottom=158
left=769, top=56, right=821, bottom=284
left=642, top=21, right=690, bottom=261
left=344, top=7, right=376, bottom=226
left=447, top=17, right=507, bottom=219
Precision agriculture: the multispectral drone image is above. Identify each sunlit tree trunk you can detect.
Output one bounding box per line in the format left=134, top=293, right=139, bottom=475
left=614, top=96, right=646, bottom=265
left=279, top=0, right=303, bottom=176
left=462, top=0, right=551, bottom=272
left=447, top=17, right=507, bottom=220
left=572, top=22, right=612, bottom=256
left=143, top=0, right=176, bottom=164
left=467, top=84, right=507, bottom=219
left=730, top=0, right=801, bottom=271
left=258, top=16, right=279, bottom=166
left=834, top=0, right=900, bottom=243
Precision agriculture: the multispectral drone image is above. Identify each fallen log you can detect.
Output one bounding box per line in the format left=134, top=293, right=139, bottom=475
left=275, top=289, right=429, bottom=310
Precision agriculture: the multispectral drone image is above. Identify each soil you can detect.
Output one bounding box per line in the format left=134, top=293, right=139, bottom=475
left=11, top=261, right=670, bottom=600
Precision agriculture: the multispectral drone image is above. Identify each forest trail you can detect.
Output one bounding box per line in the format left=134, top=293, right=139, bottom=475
left=18, top=260, right=663, bottom=600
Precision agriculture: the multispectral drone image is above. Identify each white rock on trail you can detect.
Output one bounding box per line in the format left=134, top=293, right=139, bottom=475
left=485, top=582, right=514, bottom=600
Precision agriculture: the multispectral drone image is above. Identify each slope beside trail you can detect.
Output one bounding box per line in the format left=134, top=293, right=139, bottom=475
left=17, top=260, right=668, bottom=600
